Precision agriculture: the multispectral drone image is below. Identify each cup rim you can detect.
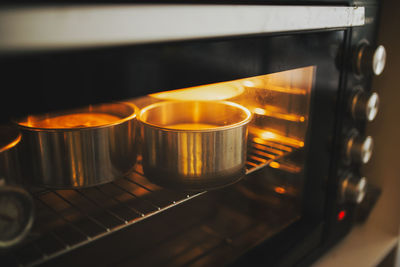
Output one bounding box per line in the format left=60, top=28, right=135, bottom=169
left=0, top=131, right=21, bottom=153
left=14, top=102, right=138, bottom=132
left=138, top=100, right=252, bottom=132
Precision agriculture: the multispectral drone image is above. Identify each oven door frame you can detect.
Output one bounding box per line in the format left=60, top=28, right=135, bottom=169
left=1, top=28, right=350, bottom=266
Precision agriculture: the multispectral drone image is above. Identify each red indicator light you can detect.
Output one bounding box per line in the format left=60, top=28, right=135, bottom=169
left=338, top=210, right=346, bottom=221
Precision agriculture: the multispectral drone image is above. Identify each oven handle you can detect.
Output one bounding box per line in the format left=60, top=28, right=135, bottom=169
left=0, top=5, right=364, bottom=53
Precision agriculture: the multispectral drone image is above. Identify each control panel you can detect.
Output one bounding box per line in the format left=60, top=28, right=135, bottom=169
left=338, top=5, right=386, bottom=210
left=338, top=45, right=385, bottom=207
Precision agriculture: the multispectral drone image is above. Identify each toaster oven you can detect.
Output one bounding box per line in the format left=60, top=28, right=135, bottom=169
left=0, top=1, right=385, bottom=266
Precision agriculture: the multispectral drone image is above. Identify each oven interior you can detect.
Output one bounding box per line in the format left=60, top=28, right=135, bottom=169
left=0, top=66, right=316, bottom=266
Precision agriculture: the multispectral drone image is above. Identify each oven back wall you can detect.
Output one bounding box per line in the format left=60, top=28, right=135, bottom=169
left=1, top=31, right=341, bottom=122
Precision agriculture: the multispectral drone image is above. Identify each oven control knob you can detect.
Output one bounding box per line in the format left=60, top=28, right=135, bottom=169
left=355, top=44, right=386, bottom=76
left=340, top=174, right=367, bottom=204
left=345, top=134, right=373, bottom=164
left=350, top=91, right=380, bottom=121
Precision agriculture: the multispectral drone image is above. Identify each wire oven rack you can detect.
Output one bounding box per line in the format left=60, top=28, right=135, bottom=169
left=2, top=139, right=296, bottom=267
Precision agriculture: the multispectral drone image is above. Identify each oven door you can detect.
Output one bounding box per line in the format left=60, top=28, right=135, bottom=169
left=126, top=31, right=343, bottom=267
left=0, top=30, right=345, bottom=267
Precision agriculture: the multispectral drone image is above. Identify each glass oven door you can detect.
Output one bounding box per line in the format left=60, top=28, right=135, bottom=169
left=0, top=29, right=345, bottom=267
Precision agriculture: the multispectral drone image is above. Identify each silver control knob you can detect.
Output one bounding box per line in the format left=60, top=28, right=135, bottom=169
left=351, top=91, right=380, bottom=121
left=340, top=174, right=367, bottom=204
left=345, top=133, right=374, bottom=164
left=355, top=44, right=386, bottom=76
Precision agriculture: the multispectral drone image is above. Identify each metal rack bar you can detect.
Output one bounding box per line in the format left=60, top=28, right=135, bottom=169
left=111, top=181, right=161, bottom=210
left=52, top=191, right=110, bottom=232
left=123, top=176, right=154, bottom=192
left=245, top=141, right=292, bottom=174
left=94, top=186, right=145, bottom=217
left=34, top=197, right=89, bottom=240
left=74, top=189, right=128, bottom=224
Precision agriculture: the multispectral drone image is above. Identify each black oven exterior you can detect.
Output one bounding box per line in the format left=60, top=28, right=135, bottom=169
left=0, top=1, right=383, bottom=266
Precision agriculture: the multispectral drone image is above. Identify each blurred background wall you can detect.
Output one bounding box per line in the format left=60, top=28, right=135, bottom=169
left=365, top=0, right=400, bottom=238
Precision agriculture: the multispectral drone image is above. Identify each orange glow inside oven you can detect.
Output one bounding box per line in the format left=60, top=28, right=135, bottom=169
left=274, top=186, right=287, bottom=194
left=270, top=162, right=281, bottom=169
left=150, top=82, right=244, bottom=101
left=17, top=102, right=139, bottom=130
left=147, top=66, right=315, bottom=147
left=20, top=113, right=122, bottom=129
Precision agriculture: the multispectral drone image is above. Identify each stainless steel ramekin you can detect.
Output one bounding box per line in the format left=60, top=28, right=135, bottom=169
left=16, top=102, right=139, bottom=188
left=138, top=101, right=252, bottom=191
